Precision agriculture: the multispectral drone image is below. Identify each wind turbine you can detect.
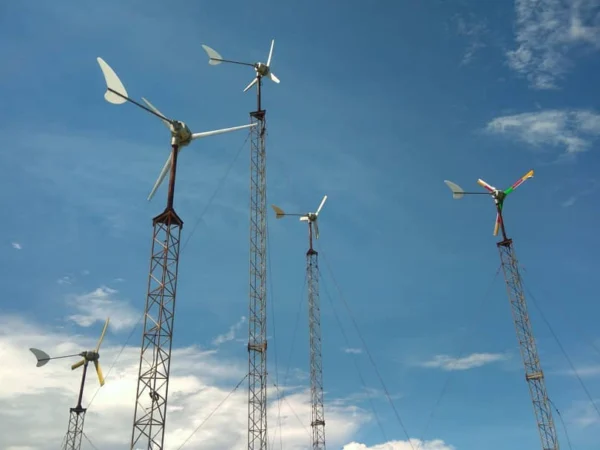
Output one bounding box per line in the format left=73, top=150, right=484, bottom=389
left=97, top=56, right=258, bottom=449
left=201, top=40, right=280, bottom=450
left=271, top=195, right=328, bottom=450
left=444, top=169, right=534, bottom=240
left=30, top=318, right=110, bottom=450
left=272, top=195, right=328, bottom=250
left=201, top=39, right=280, bottom=111
left=96, top=57, right=256, bottom=206
left=444, top=170, right=560, bottom=450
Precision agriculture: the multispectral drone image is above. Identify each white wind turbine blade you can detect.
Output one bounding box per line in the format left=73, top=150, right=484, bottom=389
left=148, top=152, right=175, bottom=201
left=266, top=40, right=275, bottom=67
left=97, top=57, right=128, bottom=104
left=243, top=77, right=259, bottom=93
left=191, top=123, right=256, bottom=140
left=315, top=195, right=327, bottom=216
left=444, top=180, right=465, bottom=200
left=314, top=221, right=320, bottom=240
left=268, top=73, right=280, bottom=84
left=141, top=97, right=172, bottom=130
left=299, top=216, right=309, bottom=222
left=202, top=44, right=223, bottom=65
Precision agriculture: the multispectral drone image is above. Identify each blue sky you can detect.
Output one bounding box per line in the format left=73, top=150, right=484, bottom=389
left=1, top=0, right=600, bottom=449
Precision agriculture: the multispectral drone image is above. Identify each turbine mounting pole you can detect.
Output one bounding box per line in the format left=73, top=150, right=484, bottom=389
left=307, top=222, right=326, bottom=450
left=63, top=362, right=89, bottom=450
left=247, top=75, right=268, bottom=450
left=496, top=209, right=559, bottom=450
left=131, top=143, right=183, bottom=449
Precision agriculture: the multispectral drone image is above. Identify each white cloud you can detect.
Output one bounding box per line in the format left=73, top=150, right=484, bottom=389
left=567, top=399, right=600, bottom=428
left=57, top=276, right=74, bottom=285
left=507, top=0, right=600, bottom=89
left=212, top=316, right=247, bottom=346
left=0, top=314, right=414, bottom=450
left=344, top=347, right=363, bottom=355
left=454, top=13, right=488, bottom=65
left=420, top=352, right=508, bottom=371
left=343, top=439, right=454, bottom=450
left=66, top=286, right=139, bottom=332
left=486, top=109, right=600, bottom=157
left=11, top=242, right=22, bottom=250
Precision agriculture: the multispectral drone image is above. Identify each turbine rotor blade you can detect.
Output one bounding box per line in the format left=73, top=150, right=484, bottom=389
left=191, top=123, right=256, bottom=140
left=504, top=169, right=534, bottom=195
left=271, top=205, right=285, bottom=218
left=477, top=178, right=496, bottom=192
left=95, top=317, right=110, bottom=352
left=148, top=151, right=175, bottom=201
left=29, top=348, right=51, bottom=367
left=94, top=360, right=105, bottom=386
left=268, top=72, right=280, bottom=84
left=202, top=44, right=224, bottom=65
left=443, top=180, right=465, bottom=199
left=71, top=359, right=85, bottom=370
left=266, top=39, right=275, bottom=67
left=243, top=77, right=259, bottom=93
left=493, top=211, right=501, bottom=236
left=316, top=195, right=327, bottom=215
left=141, top=97, right=172, bottom=130
left=314, top=221, right=320, bottom=240
left=97, top=57, right=129, bottom=105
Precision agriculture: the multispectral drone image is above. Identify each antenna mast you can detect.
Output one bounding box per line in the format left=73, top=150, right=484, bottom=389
left=202, top=40, right=280, bottom=450
left=444, top=171, right=559, bottom=450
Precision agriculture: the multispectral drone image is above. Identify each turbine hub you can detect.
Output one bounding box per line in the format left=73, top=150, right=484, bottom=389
left=171, top=120, right=192, bottom=147
left=83, top=351, right=100, bottom=361
left=255, top=62, right=269, bottom=76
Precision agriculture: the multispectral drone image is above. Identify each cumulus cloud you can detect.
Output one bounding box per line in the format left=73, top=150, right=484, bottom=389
left=486, top=109, right=600, bottom=157
left=66, top=286, right=139, bottom=332
left=11, top=242, right=22, bottom=250
left=344, top=347, right=363, bottom=354
left=454, top=13, right=488, bottom=65
left=212, top=316, right=246, bottom=346
left=566, top=399, right=600, bottom=428
left=419, top=353, right=508, bottom=371
left=57, top=276, right=74, bottom=285
left=0, top=314, right=416, bottom=450
left=507, top=0, right=600, bottom=89
left=343, top=439, right=454, bottom=450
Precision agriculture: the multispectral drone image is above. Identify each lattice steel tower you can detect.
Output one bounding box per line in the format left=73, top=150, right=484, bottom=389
left=130, top=142, right=184, bottom=449
left=271, top=195, right=328, bottom=450
left=444, top=170, right=559, bottom=450
left=202, top=39, right=281, bottom=450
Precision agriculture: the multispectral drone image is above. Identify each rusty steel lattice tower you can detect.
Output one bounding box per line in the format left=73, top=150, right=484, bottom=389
left=247, top=107, right=268, bottom=450
left=444, top=170, right=559, bottom=450
left=497, top=237, right=559, bottom=450
left=307, top=245, right=326, bottom=450
left=202, top=39, right=281, bottom=450
left=271, top=195, right=328, bottom=450
left=131, top=144, right=184, bottom=449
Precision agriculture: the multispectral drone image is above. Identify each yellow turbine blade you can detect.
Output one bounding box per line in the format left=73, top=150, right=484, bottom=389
left=71, top=359, right=85, bottom=370
left=95, top=317, right=110, bottom=352
left=94, top=360, right=105, bottom=386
